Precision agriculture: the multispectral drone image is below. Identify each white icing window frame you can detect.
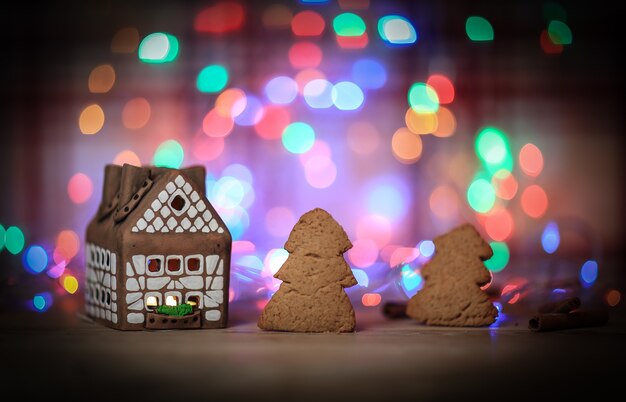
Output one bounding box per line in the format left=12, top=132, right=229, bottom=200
left=184, top=254, right=204, bottom=275
left=145, top=292, right=162, bottom=310
left=168, top=189, right=190, bottom=217
left=146, top=255, right=164, bottom=276
left=166, top=255, right=184, bottom=275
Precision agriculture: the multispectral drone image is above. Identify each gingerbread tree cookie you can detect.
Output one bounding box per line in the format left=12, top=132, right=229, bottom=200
left=258, top=208, right=357, bottom=332
left=406, top=224, right=498, bottom=326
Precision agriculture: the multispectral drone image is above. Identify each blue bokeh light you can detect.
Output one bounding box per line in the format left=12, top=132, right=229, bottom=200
left=541, top=221, right=560, bottom=254
left=365, top=177, right=410, bottom=223
left=32, top=292, right=52, bottom=312
left=351, top=58, right=387, bottom=89
left=264, top=76, right=298, bottom=105
left=400, top=264, right=423, bottom=297
left=580, top=260, right=598, bottom=287
left=418, top=240, right=435, bottom=258
left=234, top=95, right=263, bottom=126
left=23, top=245, right=49, bottom=274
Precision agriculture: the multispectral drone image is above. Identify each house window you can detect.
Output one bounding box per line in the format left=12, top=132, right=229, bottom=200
left=185, top=255, right=203, bottom=275
left=171, top=195, right=186, bottom=211
left=187, top=295, right=200, bottom=307
left=168, top=190, right=190, bottom=216
left=165, top=295, right=179, bottom=306
left=146, top=295, right=160, bottom=310
left=146, top=255, right=164, bottom=275
left=106, top=290, right=111, bottom=306
left=166, top=256, right=183, bottom=275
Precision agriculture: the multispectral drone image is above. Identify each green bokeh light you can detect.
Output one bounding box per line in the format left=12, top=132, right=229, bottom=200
left=282, top=122, right=315, bottom=154
left=485, top=241, right=510, bottom=272
left=153, top=140, right=184, bottom=168
left=5, top=226, right=25, bottom=255
left=333, top=13, right=366, bottom=37
left=475, top=127, right=513, bottom=174
left=467, top=177, right=496, bottom=213
left=548, top=21, right=572, bottom=45
left=138, top=33, right=179, bottom=64
left=408, top=83, right=439, bottom=113
left=465, top=16, right=494, bottom=41
left=196, top=65, right=229, bottom=93
left=0, top=224, right=5, bottom=252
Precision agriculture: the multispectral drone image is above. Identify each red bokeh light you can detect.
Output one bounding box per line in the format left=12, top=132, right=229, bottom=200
left=254, top=105, right=291, bottom=140
left=426, top=74, right=455, bottom=104
left=194, top=2, right=245, bottom=34
left=291, top=11, right=325, bottom=37
left=288, top=42, right=323, bottom=68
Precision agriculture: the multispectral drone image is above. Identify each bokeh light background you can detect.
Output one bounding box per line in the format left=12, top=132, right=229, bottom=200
left=1, top=0, right=624, bottom=321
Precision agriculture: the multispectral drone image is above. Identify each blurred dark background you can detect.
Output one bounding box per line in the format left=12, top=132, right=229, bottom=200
left=0, top=0, right=624, bottom=318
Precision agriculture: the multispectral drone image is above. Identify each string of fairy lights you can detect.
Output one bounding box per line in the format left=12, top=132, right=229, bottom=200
left=1, top=0, right=621, bottom=317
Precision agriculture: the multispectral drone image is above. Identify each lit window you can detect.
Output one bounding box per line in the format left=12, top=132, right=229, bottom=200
left=146, top=295, right=159, bottom=309
left=165, top=295, right=179, bottom=306
left=187, top=295, right=200, bottom=307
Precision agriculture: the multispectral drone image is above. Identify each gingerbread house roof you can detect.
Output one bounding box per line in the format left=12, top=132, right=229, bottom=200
left=95, top=164, right=228, bottom=236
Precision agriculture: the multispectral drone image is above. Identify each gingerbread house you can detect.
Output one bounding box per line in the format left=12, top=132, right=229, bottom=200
left=85, top=164, right=231, bottom=330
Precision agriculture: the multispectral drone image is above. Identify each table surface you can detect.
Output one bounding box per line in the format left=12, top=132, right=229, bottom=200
left=2, top=306, right=625, bottom=401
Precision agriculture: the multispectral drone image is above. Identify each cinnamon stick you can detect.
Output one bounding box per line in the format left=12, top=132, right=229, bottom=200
left=538, top=297, right=581, bottom=314
left=529, top=310, right=608, bottom=332
left=382, top=302, right=408, bottom=318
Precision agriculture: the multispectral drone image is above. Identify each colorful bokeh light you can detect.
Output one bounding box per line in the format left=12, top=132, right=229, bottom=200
left=408, top=83, right=439, bottom=113
left=361, top=293, right=381, bottom=307
left=519, top=143, right=544, bottom=177
left=32, top=292, right=52, bottom=312
left=23, top=245, right=48, bottom=274
left=194, top=2, right=245, bottom=34
left=467, top=177, right=496, bottom=213
left=62, top=275, right=79, bottom=294
left=79, top=104, right=105, bottom=135
left=333, top=13, right=366, bottom=37
left=351, top=58, right=387, bottom=89
left=541, top=221, right=560, bottom=254
left=153, top=140, right=184, bottom=168
left=426, top=74, right=455, bottom=104
left=466, top=16, right=494, bottom=41
left=378, top=15, right=417, bottom=45
left=122, top=97, right=151, bottom=129
left=67, top=173, right=93, bottom=204
left=138, top=33, right=179, bottom=63
left=580, top=260, right=598, bottom=287
left=5, top=226, right=25, bottom=255
left=303, top=79, right=334, bottom=109
left=196, top=65, right=229, bottom=93
left=282, top=122, right=316, bottom=154
left=88, top=64, right=115, bottom=93
left=265, top=76, right=298, bottom=104
left=521, top=185, right=548, bottom=218
left=484, top=242, right=510, bottom=272
left=391, top=127, right=422, bottom=163
left=331, top=81, right=364, bottom=110
left=548, top=20, right=572, bottom=45
left=291, top=11, right=325, bottom=37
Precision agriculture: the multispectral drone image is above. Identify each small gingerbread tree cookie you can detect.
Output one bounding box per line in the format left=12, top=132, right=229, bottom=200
left=406, top=224, right=498, bottom=326
left=258, top=208, right=357, bottom=332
